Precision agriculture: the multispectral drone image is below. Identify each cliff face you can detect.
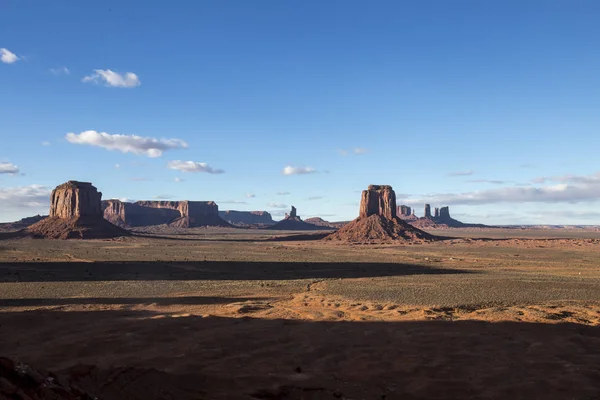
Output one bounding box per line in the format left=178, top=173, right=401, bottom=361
left=49, top=181, right=102, bottom=218
left=219, top=210, right=275, bottom=226
left=103, top=200, right=229, bottom=227
left=359, top=185, right=396, bottom=220
left=28, top=181, right=129, bottom=239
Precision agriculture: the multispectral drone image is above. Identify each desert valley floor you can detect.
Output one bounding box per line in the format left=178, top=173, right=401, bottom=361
left=1, top=227, right=599, bottom=399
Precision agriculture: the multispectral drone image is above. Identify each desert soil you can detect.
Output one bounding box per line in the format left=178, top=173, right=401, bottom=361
left=1, top=227, right=599, bottom=399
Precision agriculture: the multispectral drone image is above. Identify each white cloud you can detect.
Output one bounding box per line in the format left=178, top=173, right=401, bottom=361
left=65, top=130, right=188, bottom=157
left=468, top=179, right=508, bottom=184
left=82, top=69, right=140, bottom=88
left=0, top=185, right=50, bottom=215
left=307, top=196, right=324, bottom=200
left=41, top=141, right=51, bottom=147
left=0, top=48, right=19, bottom=64
left=219, top=200, right=248, bottom=204
left=400, top=172, right=600, bottom=205
left=129, top=177, right=150, bottom=182
left=282, top=166, right=316, bottom=175
left=448, top=170, right=474, bottom=177
left=277, top=191, right=290, bottom=195
left=353, top=147, right=368, bottom=154
left=114, top=164, right=121, bottom=169
left=337, top=149, right=348, bottom=156
left=174, top=177, right=184, bottom=182
left=153, top=194, right=172, bottom=200
left=268, top=202, right=288, bottom=208
left=167, top=160, right=224, bottom=174
left=246, top=193, right=256, bottom=198
left=0, top=163, right=19, bottom=175
left=49, top=66, right=70, bottom=75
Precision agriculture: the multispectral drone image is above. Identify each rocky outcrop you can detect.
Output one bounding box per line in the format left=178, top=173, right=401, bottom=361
left=0, top=357, right=96, bottom=400
left=103, top=200, right=181, bottom=227
left=397, top=205, right=412, bottom=217
left=28, top=181, right=129, bottom=239
left=326, top=185, right=436, bottom=243
left=286, top=206, right=298, bottom=219
left=359, top=185, right=396, bottom=220
left=0, top=215, right=46, bottom=232
left=424, top=204, right=432, bottom=219
left=102, top=200, right=230, bottom=228
left=398, top=204, right=489, bottom=229
left=268, top=207, right=332, bottom=231
left=304, top=217, right=348, bottom=229
left=219, top=210, right=275, bottom=227
left=49, top=181, right=102, bottom=218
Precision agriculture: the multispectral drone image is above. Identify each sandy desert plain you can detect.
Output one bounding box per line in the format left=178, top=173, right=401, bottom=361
left=0, top=225, right=599, bottom=400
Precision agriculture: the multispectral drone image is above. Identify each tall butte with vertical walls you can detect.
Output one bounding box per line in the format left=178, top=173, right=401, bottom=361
left=28, top=181, right=129, bottom=239
left=326, top=185, right=436, bottom=242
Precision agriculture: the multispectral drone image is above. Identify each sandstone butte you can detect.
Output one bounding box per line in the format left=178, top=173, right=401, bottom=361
left=27, top=181, right=130, bottom=239
left=103, top=199, right=230, bottom=228
left=326, top=185, right=436, bottom=243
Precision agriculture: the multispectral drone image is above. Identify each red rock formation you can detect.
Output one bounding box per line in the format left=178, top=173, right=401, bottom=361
left=219, top=210, right=275, bottom=227
left=424, top=204, right=432, bottom=219
left=28, top=181, right=129, bottom=239
left=326, top=185, right=436, bottom=243
left=359, top=185, right=396, bottom=220
left=49, top=181, right=102, bottom=218
left=268, top=206, right=331, bottom=230
left=397, top=205, right=412, bottom=217
left=103, top=200, right=181, bottom=227
left=103, top=200, right=230, bottom=227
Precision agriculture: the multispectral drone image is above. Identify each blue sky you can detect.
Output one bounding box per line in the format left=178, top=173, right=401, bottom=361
left=1, top=1, right=600, bottom=224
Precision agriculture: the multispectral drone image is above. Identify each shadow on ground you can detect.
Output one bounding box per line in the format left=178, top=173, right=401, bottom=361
left=0, top=308, right=598, bottom=400
left=0, top=260, right=473, bottom=282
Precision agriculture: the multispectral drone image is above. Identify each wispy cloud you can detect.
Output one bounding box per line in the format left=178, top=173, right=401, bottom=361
left=277, top=191, right=290, bottom=196
left=153, top=194, right=173, bottom=200
left=41, top=141, right=51, bottom=147
left=467, top=179, right=509, bottom=185
left=82, top=69, right=140, bottom=88
left=337, top=149, right=348, bottom=156
left=0, top=163, right=19, bottom=175
left=129, top=177, right=150, bottom=182
left=353, top=147, right=368, bottom=154
left=66, top=130, right=188, bottom=157
left=49, top=66, right=70, bottom=76
left=268, top=202, right=288, bottom=208
left=282, top=166, right=316, bottom=175
left=168, top=160, right=224, bottom=174
left=246, top=193, right=256, bottom=198
left=400, top=172, right=600, bottom=205
left=174, top=177, right=184, bottom=182
left=0, top=48, right=19, bottom=64
left=114, top=164, right=121, bottom=169
left=307, top=196, right=324, bottom=200
left=0, top=185, right=50, bottom=215
left=447, top=170, right=474, bottom=177
left=218, top=200, right=248, bottom=204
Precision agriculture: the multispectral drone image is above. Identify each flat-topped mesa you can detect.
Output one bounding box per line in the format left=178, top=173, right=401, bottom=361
left=359, top=185, right=396, bottom=220
left=49, top=181, right=102, bottom=219
left=28, top=181, right=129, bottom=239
left=397, top=205, right=412, bottom=217
left=134, top=200, right=228, bottom=228
left=424, top=204, right=432, bottom=219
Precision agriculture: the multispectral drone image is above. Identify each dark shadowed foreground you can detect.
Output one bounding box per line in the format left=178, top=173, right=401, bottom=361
left=0, top=309, right=599, bottom=400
